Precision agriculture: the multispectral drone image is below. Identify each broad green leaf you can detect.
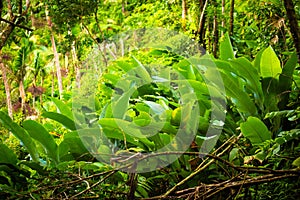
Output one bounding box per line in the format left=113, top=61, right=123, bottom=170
left=230, top=58, right=264, bottom=107
left=131, top=56, right=152, bottom=83
left=0, top=144, right=18, bottom=165
left=103, top=73, right=120, bottom=85
left=112, top=86, right=136, bottom=119
left=51, top=98, right=74, bottom=120
left=99, top=118, right=145, bottom=138
left=159, top=133, right=171, bottom=145
left=220, top=71, right=257, bottom=115
left=187, top=80, right=209, bottom=95
left=133, top=111, right=152, bottom=127
left=57, top=141, right=72, bottom=161
left=187, top=65, right=196, bottom=80
left=0, top=111, right=39, bottom=162
left=59, top=131, right=89, bottom=159
left=253, top=48, right=264, bottom=69
left=261, top=77, right=279, bottom=113
left=99, top=118, right=155, bottom=149
left=219, top=33, right=234, bottom=60
left=97, top=145, right=112, bottom=162
left=100, top=127, right=140, bottom=146
left=279, top=52, right=297, bottom=91
left=175, top=59, right=192, bottom=79
left=116, top=60, right=135, bottom=72
left=278, top=52, right=297, bottom=108
left=143, top=101, right=166, bottom=115
left=260, top=46, right=282, bottom=79
left=292, top=157, right=300, bottom=167
left=240, top=117, right=271, bottom=145
left=42, top=112, right=80, bottom=130
left=23, top=120, right=58, bottom=164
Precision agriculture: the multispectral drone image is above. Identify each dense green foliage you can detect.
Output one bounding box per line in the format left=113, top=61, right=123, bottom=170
left=0, top=0, right=299, bottom=199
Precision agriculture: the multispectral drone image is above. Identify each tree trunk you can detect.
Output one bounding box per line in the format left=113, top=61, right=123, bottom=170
left=46, top=7, right=63, bottom=99
left=221, top=0, right=225, bottom=36
left=229, top=0, right=234, bottom=36
left=197, top=0, right=209, bottom=45
left=182, top=0, right=187, bottom=31
left=71, top=41, right=81, bottom=88
left=51, top=35, right=63, bottom=99
left=283, top=0, right=300, bottom=63
left=213, top=3, right=219, bottom=57
left=206, top=16, right=211, bottom=52
left=0, top=60, right=13, bottom=118
left=19, top=79, right=26, bottom=114
left=51, top=70, right=54, bottom=97
left=40, top=76, right=44, bottom=106
left=64, top=53, right=70, bottom=90
left=122, top=0, right=126, bottom=14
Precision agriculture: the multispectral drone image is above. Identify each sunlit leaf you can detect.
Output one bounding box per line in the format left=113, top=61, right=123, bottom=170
left=219, top=33, right=235, bottom=60
left=292, top=157, right=300, bottom=167
left=0, top=111, right=39, bottom=162
left=42, top=112, right=80, bottom=130
left=23, top=120, right=58, bottom=164
left=240, top=117, right=271, bottom=145
left=51, top=98, right=74, bottom=120
left=260, top=46, right=282, bottom=79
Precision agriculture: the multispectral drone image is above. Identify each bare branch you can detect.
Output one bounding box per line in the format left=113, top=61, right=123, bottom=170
left=0, top=17, right=33, bottom=31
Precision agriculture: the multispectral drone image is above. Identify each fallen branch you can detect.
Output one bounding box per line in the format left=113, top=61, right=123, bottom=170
left=141, top=174, right=298, bottom=200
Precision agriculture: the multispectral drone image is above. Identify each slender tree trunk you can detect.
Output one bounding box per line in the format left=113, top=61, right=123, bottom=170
left=0, top=61, right=13, bottom=118
left=71, top=41, right=81, bottom=88
left=207, top=16, right=211, bottom=52
left=32, top=78, right=36, bottom=110
left=197, top=0, right=209, bottom=45
left=121, top=0, right=126, bottom=14
left=64, top=53, right=70, bottom=90
left=229, top=0, right=234, bottom=36
left=283, top=0, right=300, bottom=63
left=19, top=79, right=26, bottom=114
left=51, top=70, right=54, bottom=97
left=40, top=76, right=44, bottom=106
left=46, top=7, right=63, bottom=99
left=182, top=0, right=187, bottom=31
left=213, top=3, right=219, bottom=57
left=221, top=0, right=225, bottom=36
left=50, top=34, right=63, bottom=99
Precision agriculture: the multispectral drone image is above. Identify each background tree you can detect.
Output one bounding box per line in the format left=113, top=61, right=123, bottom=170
left=283, top=0, right=300, bottom=63
left=0, top=0, right=33, bottom=117
left=12, top=36, right=35, bottom=113
left=0, top=57, right=13, bottom=118
left=0, top=0, right=33, bottom=50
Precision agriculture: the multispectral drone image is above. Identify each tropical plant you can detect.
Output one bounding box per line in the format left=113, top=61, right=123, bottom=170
left=12, top=36, right=35, bottom=113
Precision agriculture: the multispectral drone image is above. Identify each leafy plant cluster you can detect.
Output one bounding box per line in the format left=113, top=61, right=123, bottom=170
left=0, top=0, right=300, bottom=199
left=0, top=32, right=299, bottom=199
